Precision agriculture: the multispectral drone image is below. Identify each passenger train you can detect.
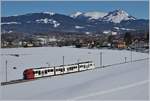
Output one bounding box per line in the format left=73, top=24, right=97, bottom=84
left=23, top=61, right=95, bottom=80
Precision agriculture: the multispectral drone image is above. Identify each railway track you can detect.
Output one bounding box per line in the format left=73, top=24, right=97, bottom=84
left=1, top=58, right=148, bottom=86
left=101, top=58, right=149, bottom=68
left=1, top=79, right=33, bottom=86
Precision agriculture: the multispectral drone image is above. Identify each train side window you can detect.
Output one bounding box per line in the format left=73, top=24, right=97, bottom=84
left=60, top=68, right=62, bottom=72
left=45, top=70, right=47, bottom=74
left=35, top=71, right=37, bottom=74
left=50, top=69, right=53, bottom=72
left=60, top=68, right=64, bottom=72
left=38, top=71, right=41, bottom=75
left=81, top=65, right=83, bottom=68
left=80, top=65, right=84, bottom=68
left=59, top=69, right=61, bottom=71
left=59, top=68, right=62, bottom=72
left=90, top=64, right=93, bottom=66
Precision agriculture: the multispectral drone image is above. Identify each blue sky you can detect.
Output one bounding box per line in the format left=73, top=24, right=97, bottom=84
left=1, top=1, right=149, bottom=19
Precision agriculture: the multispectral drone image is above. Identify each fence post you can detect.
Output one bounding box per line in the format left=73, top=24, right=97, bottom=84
left=125, top=57, right=127, bottom=63
left=5, top=60, right=8, bottom=82
left=63, top=56, right=64, bottom=74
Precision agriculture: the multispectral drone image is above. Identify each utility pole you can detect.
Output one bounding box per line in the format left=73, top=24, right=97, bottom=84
left=77, top=58, right=80, bottom=72
left=100, top=52, right=102, bottom=68
left=5, top=60, right=8, bottom=82
left=63, top=56, right=64, bottom=74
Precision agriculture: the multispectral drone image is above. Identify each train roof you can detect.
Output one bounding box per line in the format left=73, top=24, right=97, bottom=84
left=59, top=61, right=93, bottom=66
left=27, top=61, right=94, bottom=70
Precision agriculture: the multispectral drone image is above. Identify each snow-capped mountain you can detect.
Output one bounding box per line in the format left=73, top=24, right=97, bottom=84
left=70, top=10, right=136, bottom=23
left=1, top=10, right=148, bottom=34
left=102, top=9, right=136, bottom=23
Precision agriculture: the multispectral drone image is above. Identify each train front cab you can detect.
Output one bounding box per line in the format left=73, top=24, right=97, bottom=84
left=23, top=69, right=35, bottom=80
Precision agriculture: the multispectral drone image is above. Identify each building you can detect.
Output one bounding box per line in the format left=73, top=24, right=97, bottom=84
left=117, top=41, right=126, bottom=49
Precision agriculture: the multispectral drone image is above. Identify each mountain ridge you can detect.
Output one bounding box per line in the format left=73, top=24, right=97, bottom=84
left=1, top=9, right=149, bottom=34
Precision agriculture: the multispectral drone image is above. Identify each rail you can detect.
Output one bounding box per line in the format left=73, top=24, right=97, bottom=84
left=96, top=58, right=149, bottom=69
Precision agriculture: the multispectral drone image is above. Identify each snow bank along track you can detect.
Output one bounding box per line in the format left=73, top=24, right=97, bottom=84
left=1, top=58, right=148, bottom=86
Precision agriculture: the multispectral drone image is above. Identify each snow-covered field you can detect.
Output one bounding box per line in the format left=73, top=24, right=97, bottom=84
left=0, top=47, right=149, bottom=100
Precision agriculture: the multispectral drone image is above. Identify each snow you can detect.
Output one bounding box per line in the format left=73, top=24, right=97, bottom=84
left=36, top=18, right=60, bottom=27
left=114, top=27, right=120, bottom=30
left=70, top=10, right=136, bottom=23
left=85, top=32, right=90, bottom=35
left=75, top=26, right=84, bottom=29
left=103, top=30, right=111, bottom=34
left=1, top=47, right=148, bottom=81
left=8, top=30, right=13, bottom=33
left=70, top=11, right=83, bottom=18
left=71, top=11, right=107, bottom=20
left=120, top=27, right=135, bottom=31
left=1, top=22, right=21, bottom=25
left=0, top=47, right=148, bottom=100
left=102, top=10, right=136, bottom=23
left=114, top=27, right=135, bottom=31
left=83, top=12, right=107, bottom=20
left=111, top=31, right=117, bottom=35
left=43, top=12, right=55, bottom=16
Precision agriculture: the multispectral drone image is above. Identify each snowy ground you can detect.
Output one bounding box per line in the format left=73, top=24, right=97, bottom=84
left=0, top=47, right=149, bottom=100
left=0, top=47, right=148, bottom=81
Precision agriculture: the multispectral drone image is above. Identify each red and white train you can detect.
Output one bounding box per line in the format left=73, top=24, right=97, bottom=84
left=23, top=61, right=95, bottom=80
